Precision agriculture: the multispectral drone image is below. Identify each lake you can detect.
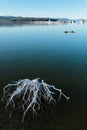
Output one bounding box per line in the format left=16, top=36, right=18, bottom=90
left=0, top=23, right=87, bottom=130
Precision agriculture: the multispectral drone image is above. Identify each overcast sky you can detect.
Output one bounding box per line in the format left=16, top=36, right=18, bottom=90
left=0, top=0, right=87, bottom=19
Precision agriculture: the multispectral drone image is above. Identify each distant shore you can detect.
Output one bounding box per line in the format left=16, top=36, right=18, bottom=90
left=0, top=16, right=86, bottom=25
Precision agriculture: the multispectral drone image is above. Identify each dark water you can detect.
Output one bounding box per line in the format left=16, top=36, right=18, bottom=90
left=0, top=23, right=87, bottom=130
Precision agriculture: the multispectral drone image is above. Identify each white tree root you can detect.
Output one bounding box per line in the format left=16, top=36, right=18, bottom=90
left=2, top=78, right=70, bottom=123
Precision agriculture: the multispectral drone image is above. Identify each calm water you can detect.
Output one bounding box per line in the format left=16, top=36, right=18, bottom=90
left=0, top=23, right=87, bottom=130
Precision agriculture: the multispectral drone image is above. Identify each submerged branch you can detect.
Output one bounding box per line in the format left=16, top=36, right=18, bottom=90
left=2, top=78, right=70, bottom=123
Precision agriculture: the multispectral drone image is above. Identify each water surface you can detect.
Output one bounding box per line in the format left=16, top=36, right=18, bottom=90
left=0, top=23, right=87, bottom=130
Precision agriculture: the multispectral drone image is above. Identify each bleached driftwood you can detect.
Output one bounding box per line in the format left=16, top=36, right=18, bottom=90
left=2, top=78, right=70, bottom=123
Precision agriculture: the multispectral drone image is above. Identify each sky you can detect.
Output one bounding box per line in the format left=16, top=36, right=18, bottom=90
left=0, top=0, right=87, bottom=19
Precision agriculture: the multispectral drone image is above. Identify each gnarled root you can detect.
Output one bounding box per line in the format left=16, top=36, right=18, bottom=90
left=2, top=78, right=70, bottom=123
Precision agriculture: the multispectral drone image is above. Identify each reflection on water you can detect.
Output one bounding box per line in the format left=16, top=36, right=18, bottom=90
left=0, top=24, right=87, bottom=129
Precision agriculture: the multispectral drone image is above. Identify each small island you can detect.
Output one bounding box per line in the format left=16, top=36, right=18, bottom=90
left=64, top=30, right=76, bottom=33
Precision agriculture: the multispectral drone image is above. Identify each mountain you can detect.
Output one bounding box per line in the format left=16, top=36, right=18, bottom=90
left=0, top=16, right=86, bottom=25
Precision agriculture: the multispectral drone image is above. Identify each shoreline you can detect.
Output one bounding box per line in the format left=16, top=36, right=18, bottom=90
left=0, top=16, right=86, bottom=25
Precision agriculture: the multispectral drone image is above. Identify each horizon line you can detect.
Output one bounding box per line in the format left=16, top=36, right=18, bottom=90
left=0, top=15, right=87, bottom=20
